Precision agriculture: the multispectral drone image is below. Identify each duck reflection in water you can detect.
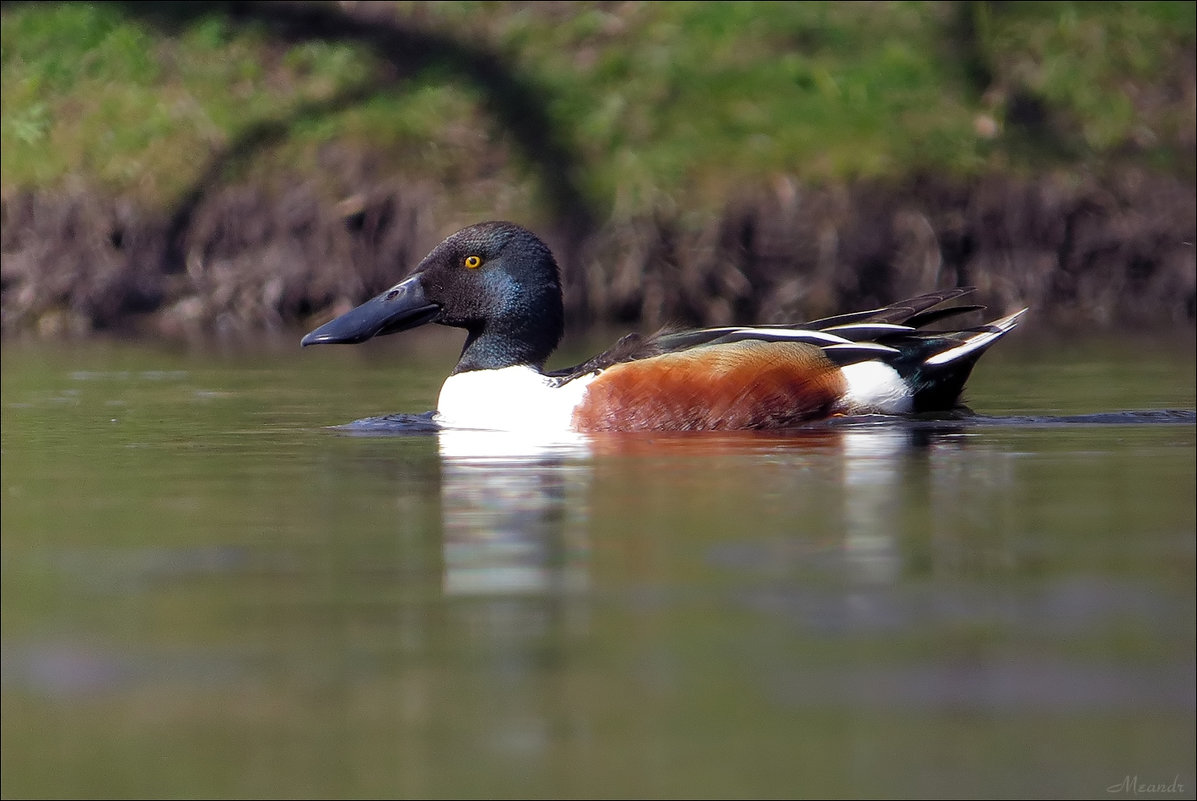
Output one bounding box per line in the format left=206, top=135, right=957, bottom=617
left=392, top=420, right=1003, bottom=763
left=432, top=422, right=972, bottom=601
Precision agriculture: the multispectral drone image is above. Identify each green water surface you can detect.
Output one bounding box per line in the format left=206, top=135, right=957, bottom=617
left=2, top=333, right=1194, bottom=799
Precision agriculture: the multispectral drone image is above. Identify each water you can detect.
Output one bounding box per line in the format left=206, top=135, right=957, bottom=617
left=2, top=332, right=1195, bottom=799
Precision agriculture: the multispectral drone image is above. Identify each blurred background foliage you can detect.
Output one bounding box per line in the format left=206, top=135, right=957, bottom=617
left=3, top=1, right=1192, bottom=215
left=0, top=1, right=1194, bottom=335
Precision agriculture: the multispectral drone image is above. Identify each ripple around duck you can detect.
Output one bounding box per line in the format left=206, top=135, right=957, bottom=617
left=332, top=411, right=441, bottom=434
left=963, top=409, right=1197, bottom=426
left=327, top=408, right=1197, bottom=435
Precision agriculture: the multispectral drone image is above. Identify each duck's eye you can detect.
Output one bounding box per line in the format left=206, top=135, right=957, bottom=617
left=464, top=255, right=482, bottom=269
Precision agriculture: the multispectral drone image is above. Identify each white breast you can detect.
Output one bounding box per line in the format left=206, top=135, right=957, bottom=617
left=435, top=366, right=598, bottom=432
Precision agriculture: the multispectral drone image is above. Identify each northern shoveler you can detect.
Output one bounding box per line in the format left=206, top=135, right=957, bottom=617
left=302, top=221, right=1026, bottom=432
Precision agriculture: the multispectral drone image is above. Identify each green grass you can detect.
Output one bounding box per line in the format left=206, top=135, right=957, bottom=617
left=2, top=1, right=1193, bottom=218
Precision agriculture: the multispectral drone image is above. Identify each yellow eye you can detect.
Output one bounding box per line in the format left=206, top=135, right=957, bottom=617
left=464, top=255, right=482, bottom=269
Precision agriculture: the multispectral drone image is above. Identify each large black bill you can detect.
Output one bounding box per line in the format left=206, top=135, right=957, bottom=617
left=301, top=275, right=439, bottom=346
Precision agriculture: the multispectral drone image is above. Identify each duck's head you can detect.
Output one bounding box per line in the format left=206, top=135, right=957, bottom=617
left=301, top=221, right=565, bottom=372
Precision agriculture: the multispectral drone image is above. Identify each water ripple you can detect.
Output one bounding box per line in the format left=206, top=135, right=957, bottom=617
left=325, top=408, right=1196, bottom=435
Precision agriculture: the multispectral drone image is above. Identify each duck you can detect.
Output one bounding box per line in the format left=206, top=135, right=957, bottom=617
left=302, top=220, right=1026, bottom=432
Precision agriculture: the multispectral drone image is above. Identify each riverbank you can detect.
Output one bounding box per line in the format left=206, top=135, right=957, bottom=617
left=2, top=167, right=1193, bottom=340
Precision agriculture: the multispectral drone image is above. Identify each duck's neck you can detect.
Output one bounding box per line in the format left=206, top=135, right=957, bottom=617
left=453, top=321, right=559, bottom=374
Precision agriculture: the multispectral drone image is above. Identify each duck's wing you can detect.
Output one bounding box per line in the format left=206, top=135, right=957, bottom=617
left=550, top=287, right=1018, bottom=382
left=655, top=288, right=995, bottom=362
left=799, top=287, right=977, bottom=327
left=647, top=288, right=981, bottom=348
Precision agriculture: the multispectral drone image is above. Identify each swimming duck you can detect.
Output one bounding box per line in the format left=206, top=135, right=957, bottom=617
left=302, top=221, right=1025, bottom=432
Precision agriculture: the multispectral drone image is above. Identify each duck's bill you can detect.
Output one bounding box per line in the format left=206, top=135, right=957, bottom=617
left=301, top=275, right=439, bottom=346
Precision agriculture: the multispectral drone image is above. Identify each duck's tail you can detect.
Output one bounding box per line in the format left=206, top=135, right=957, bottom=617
left=897, top=307, right=1028, bottom=412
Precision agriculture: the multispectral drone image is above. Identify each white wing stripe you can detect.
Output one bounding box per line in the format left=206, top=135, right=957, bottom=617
left=725, top=327, right=854, bottom=345
left=923, top=309, right=1027, bottom=366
